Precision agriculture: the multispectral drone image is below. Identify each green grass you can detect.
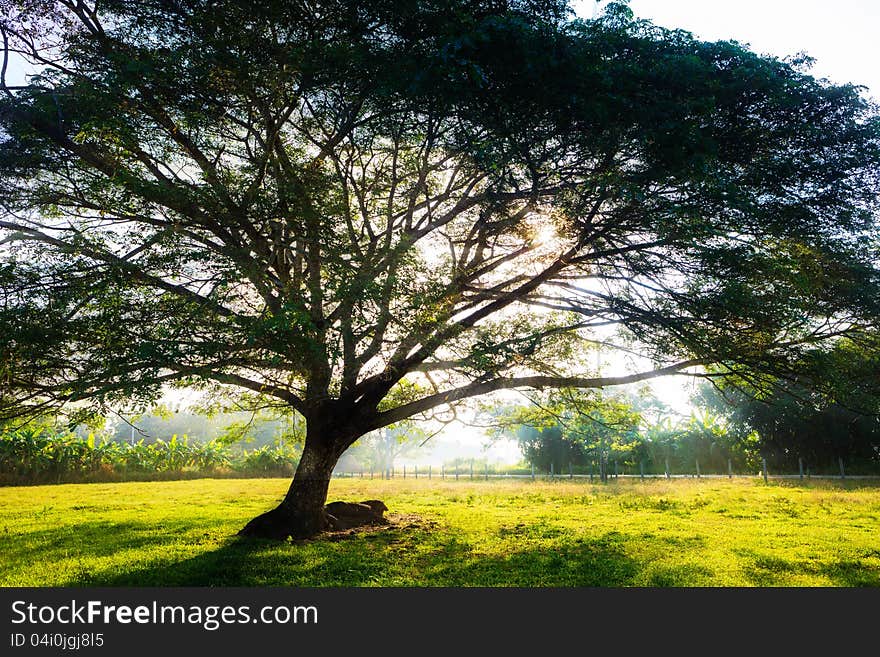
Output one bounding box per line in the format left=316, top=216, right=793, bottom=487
left=1, top=477, right=879, bottom=586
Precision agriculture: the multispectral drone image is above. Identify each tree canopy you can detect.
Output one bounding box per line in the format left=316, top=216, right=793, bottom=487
left=2, top=1, right=879, bottom=536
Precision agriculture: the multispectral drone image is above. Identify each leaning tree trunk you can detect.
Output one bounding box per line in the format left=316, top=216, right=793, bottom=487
left=238, top=431, right=347, bottom=540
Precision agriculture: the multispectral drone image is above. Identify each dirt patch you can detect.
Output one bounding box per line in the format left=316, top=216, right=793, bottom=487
left=387, top=513, right=438, bottom=531
left=306, top=512, right=438, bottom=543
left=321, top=523, right=390, bottom=542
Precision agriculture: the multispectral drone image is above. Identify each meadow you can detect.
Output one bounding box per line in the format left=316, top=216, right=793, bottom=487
left=1, top=477, right=878, bottom=587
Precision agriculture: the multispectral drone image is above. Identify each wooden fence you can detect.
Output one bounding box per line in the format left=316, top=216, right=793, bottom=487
left=333, top=457, right=880, bottom=482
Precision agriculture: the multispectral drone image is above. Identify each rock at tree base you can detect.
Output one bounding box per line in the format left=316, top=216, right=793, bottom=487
left=325, top=500, right=389, bottom=531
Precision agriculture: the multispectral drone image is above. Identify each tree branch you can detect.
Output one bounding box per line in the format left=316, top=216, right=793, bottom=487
left=371, top=359, right=707, bottom=429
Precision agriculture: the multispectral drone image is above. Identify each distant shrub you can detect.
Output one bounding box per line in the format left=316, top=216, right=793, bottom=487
left=0, top=429, right=299, bottom=485
left=233, top=443, right=299, bottom=477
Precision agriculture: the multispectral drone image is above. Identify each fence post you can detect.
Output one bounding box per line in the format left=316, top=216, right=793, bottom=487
left=590, top=461, right=594, bottom=483
left=441, top=464, right=445, bottom=479
left=485, top=462, right=488, bottom=481
left=728, top=459, right=732, bottom=479
left=665, top=458, right=670, bottom=480
left=695, top=459, right=700, bottom=479
left=455, top=465, right=459, bottom=481
left=429, top=465, right=432, bottom=480
left=569, top=462, right=573, bottom=479
left=798, top=457, right=804, bottom=481
left=531, top=463, right=535, bottom=481
left=839, top=457, right=845, bottom=480
left=415, top=464, right=418, bottom=479
left=550, top=462, right=554, bottom=479
left=762, top=458, right=768, bottom=483
left=403, top=464, right=406, bottom=479
left=640, top=460, right=644, bottom=481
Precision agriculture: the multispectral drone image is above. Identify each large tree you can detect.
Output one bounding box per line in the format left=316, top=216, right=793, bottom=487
left=1, top=1, right=879, bottom=537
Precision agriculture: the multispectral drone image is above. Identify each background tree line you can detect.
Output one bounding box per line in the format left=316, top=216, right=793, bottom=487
left=4, top=363, right=880, bottom=484
left=487, top=373, right=880, bottom=477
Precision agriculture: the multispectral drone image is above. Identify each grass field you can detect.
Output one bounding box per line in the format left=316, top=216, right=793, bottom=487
left=1, top=477, right=879, bottom=586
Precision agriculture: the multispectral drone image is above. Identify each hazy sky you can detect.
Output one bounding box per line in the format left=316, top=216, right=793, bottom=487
left=575, top=1, right=880, bottom=101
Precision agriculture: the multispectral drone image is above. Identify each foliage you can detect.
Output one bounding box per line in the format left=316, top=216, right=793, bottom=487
left=235, top=442, right=301, bottom=477
left=488, top=387, right=771, bottom=474
left=698, top=376, right=880, bottom=474
left=0, top=426, right=300, bottom=484
left=1, top=1, right=878, bottom=426
left=487, top=389, right=643, bottom=475
left=639, top=410, right=759, bottom=474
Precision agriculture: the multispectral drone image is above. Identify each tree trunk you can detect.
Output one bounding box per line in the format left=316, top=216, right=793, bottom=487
left=238, top=429, right=346, bottom=540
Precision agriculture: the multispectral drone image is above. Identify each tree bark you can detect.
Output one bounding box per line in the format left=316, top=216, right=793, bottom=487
left=238, top=427, right=347, bottom=540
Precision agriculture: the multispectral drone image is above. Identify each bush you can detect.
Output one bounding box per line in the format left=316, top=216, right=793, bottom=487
left=0, top=429, right=298, bottom=485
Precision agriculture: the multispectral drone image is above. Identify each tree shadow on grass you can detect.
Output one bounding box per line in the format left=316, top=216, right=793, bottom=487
left=89, top=536, right=286, bottom=586
left=0, top=519, right=205, bottom=571
left=19, top=517, right=873, bottom=587
left=15, top=518, right=659, bottom=587
left=816, top=560, right=880, bottom=587
left=89, top=536, right=647, bottom=587
left=1, top=519, right=249, bottom=588
left=738, top=550, right=880, bottom=587
left=2, top=518, right=306, bottom=587
left=419, top=536, right=642, bottom=586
